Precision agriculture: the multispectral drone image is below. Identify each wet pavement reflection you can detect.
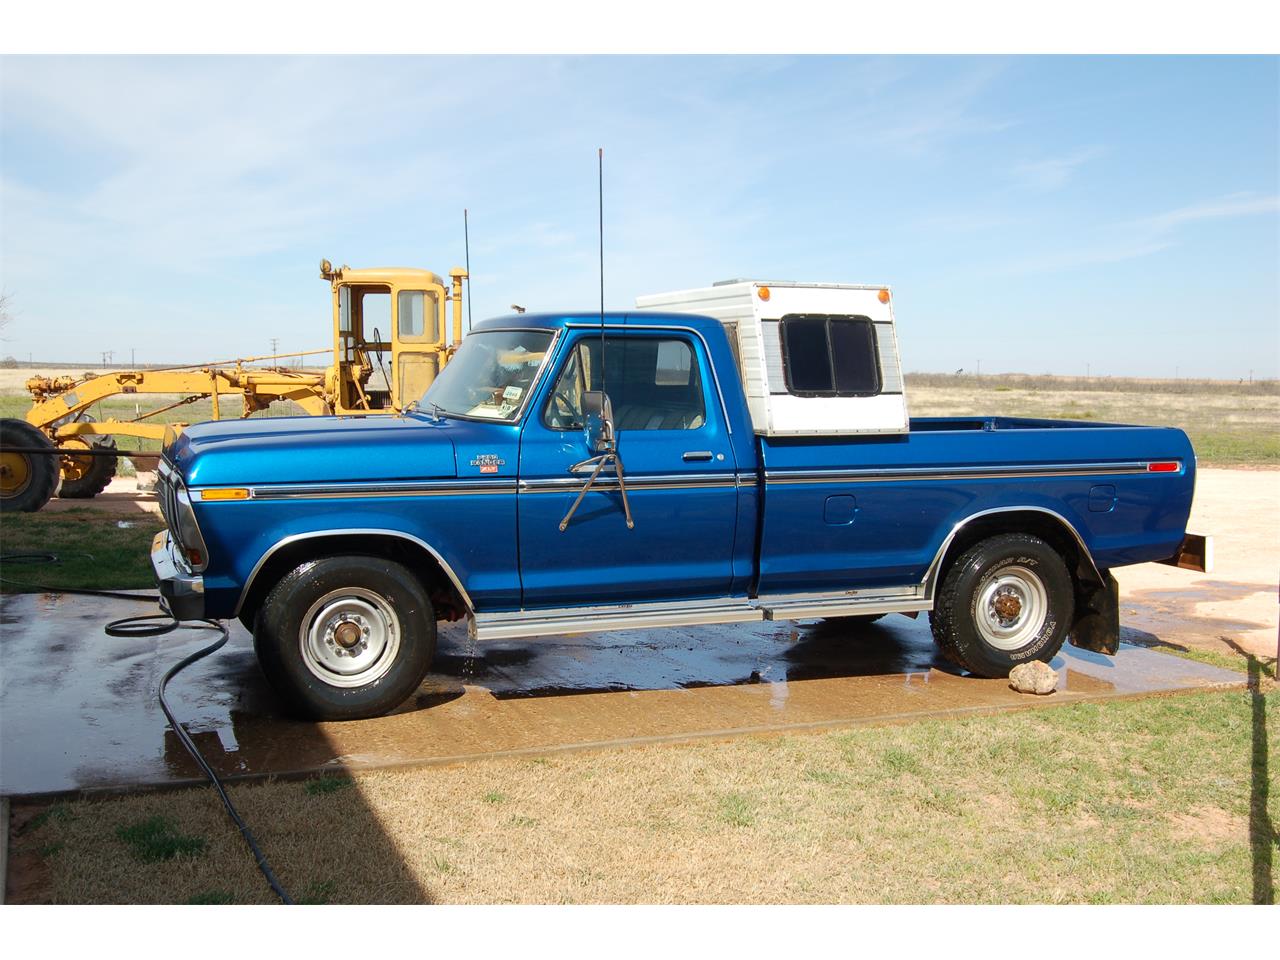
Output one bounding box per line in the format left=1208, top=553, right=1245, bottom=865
left=0, top=593, right=1246, bottom=798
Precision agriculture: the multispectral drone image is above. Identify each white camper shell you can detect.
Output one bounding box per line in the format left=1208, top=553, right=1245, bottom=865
left=635, top=280, right=909, bottom=437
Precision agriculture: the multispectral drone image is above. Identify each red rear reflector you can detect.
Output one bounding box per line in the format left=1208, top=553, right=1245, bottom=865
left=1147, top=461, right=1179, bottom=473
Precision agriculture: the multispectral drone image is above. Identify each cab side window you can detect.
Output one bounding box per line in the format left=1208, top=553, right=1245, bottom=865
left=543, top=336, right=706, bottom=431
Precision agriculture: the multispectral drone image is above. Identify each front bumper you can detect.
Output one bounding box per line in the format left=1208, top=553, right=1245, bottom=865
left=151, top=530, right=205, bottom=621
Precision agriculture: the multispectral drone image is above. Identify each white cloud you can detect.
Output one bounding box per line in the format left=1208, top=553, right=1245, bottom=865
left=1010, top=146, right=1107, bottom=191
left=999, top=192, right=1279, bottom=275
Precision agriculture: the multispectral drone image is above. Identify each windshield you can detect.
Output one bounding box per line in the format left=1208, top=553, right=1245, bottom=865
left=421, top=329, right=554, bottom=421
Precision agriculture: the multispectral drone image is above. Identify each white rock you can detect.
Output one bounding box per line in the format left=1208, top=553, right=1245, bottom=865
left=1008, top=660, right=1058, bottom=695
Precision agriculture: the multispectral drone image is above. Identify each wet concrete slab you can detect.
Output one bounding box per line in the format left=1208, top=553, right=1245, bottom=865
left=0, top=592, right=1246, bottom=799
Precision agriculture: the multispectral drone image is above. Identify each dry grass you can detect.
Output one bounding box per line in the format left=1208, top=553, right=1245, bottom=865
left=14, top=687, right=1276, bottom=904
left=906, top=373, right=1280, bottom=465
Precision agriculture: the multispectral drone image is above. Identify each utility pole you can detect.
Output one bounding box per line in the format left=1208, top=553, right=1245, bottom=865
left=270, top=337, right=280, bottom=359
left=131, top=347, right=136, bottom=367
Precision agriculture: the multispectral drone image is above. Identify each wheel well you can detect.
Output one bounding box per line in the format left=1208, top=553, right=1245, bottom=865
left=237, top=533, right=469, bottom=629
left=931, top=510, right=1101, bottom=599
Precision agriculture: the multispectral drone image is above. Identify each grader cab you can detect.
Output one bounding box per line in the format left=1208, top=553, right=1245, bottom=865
left=321, top=261, right=466, bottom=415
left=0, top=260, right=468, bottom=513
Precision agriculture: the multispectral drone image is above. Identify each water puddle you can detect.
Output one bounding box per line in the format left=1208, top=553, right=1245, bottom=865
left=0, top=592, right=1247, bottom=798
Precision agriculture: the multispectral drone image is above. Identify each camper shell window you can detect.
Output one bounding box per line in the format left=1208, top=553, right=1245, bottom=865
left=779, top=314, right=881, bottom=397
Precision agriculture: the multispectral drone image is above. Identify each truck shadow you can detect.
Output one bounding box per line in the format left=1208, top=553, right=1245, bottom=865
left=425, top=615, right=962, bottom=701
left=147, top=636, right=435, bottom=904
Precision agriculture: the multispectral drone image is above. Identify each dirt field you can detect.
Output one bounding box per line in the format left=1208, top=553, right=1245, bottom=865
left=3, top=370, right=1278, bottom=464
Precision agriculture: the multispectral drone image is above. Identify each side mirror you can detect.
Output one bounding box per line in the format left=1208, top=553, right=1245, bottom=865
left=581, top=390, right=616, bottom=452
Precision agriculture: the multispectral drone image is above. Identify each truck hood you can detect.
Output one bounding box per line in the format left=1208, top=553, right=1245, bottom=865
left=166, top=415, right=457, bottom=486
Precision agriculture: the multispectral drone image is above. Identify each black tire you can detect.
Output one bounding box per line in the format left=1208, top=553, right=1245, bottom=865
left=58, top=432, right=118, bottom=499
left=930, top=533, right=1073, bottom=678
left=254, top=555, right=436, bottom=720
left=0, top=419, right=59, bottom=513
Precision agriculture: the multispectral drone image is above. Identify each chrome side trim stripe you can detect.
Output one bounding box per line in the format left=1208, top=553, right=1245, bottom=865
left=237, top=480, right=518, bottom=500
left=519, top=473, right=737, bottom=493
left=203, top=461, right=1169, bottom=500
left=224, top=474, right=740, bottom=500
left=765, top=461, right=1162, bottom=485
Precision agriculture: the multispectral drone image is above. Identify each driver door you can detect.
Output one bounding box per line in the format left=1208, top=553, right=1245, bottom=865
left=517, top=330, right=739, bottom=607
left=391, top=284, right=446, bottom=406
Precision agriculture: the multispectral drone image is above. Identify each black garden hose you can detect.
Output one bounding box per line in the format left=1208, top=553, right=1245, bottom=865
left=0, top=551, right=293, bottom=904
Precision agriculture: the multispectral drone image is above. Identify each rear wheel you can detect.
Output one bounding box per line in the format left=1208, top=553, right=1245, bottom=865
left=57, top=428, right=118, bottom=499
left=253, top=555, right=436, bottom=720
left=0, top=419, right=59, bottom=513
left=930, top=533, right=1073, bottom=678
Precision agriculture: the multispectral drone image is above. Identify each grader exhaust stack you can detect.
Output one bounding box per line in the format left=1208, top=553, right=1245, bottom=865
left=0, top=260, right=468, bottom=513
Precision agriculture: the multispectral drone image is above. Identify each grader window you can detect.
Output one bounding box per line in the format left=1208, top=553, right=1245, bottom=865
left=358, top=289, right=391, bottom=344
left=397, top=290, right=439, bottom=343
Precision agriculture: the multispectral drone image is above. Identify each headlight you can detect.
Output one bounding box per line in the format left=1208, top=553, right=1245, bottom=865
left=173, top=486, right=209, bottom=572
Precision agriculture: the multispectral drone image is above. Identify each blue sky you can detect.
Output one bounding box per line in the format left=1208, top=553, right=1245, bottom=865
left=1, top=55, right=1276, bottom=377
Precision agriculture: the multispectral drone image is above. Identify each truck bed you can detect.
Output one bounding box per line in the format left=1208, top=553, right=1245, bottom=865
left=755, top=417, right=1195, bottom=595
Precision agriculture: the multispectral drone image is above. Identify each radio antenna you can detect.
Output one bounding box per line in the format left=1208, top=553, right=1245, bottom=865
left=463, top=208, right=473, bottom=334
left=598, top=147, right=606, bottom=401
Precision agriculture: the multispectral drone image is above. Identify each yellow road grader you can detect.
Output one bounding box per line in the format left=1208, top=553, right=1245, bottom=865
left=0, top=261, right=468, bottom=512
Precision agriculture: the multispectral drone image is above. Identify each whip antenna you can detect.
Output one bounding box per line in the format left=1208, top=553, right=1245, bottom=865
left=464, top=208, right=473, bottom=334
left=598, top=147, right=606, bottom=401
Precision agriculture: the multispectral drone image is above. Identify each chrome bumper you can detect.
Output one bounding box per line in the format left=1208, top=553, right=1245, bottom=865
left=151, top=530, right=205, bottom=620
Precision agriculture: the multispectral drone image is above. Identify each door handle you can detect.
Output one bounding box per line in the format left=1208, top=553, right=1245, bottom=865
left=682, top=450, right=713, bottom=462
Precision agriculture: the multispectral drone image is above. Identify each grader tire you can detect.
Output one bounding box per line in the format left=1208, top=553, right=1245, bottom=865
left=0, top=419, right=60, bottom=513
left=58, top=434, right=118, bottom=499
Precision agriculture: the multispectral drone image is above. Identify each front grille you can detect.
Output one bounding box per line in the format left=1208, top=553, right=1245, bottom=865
left=156, top=466, right=179, bottom=542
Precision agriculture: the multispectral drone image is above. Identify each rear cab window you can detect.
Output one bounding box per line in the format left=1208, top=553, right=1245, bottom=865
left=780, top=314, right=881, bottom=397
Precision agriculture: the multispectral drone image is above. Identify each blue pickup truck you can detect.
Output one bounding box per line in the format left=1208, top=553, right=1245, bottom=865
left=152, top=280, right=1205, bottom=719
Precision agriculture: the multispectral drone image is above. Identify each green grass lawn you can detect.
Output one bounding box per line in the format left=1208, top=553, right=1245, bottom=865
left=0, top=509, right=163, bottom=593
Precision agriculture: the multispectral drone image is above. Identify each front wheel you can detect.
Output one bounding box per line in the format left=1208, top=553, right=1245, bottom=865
left=930, top=533, right=1073, bottom=678
left=254, top=555, right=436, bottom=720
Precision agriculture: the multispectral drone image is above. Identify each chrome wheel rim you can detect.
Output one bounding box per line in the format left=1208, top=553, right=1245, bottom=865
left=975, top=565, right=1048, bottom=651
left=299, top=588, right=401, bottom=688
